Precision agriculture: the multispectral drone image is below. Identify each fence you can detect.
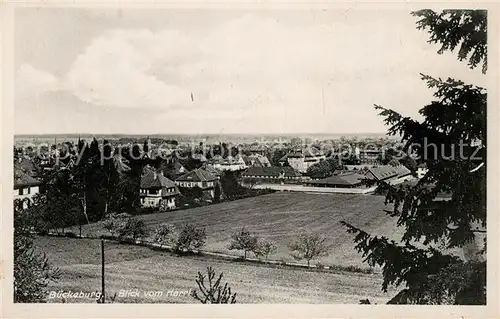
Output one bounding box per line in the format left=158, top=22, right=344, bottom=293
left=253, top=183, right=378, bottom=194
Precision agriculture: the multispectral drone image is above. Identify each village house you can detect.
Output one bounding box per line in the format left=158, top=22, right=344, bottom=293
left=203, top=164, right=223, bottom=179
left=305, top=171, right=367, bottom=188
left=210, top=154, right=247, bottom=171
left=14, top=169, right=42, bottom=208
left=140, top=167, right=179, bottom=210
left=240, top=166, right=307, bottom=186
left=363, top=165, right=413, bottom=185
left=354, top=146, right=382, bottom=165
left=175, top=168, right=218, bottom=198
left=279, top=149, right=326, bottom=173
left=247, top=144, right=268, bottom=156
left=246, top=154, right=271, bottom=167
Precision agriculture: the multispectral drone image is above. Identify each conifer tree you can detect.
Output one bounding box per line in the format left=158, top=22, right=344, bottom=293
left=14, top=199, right=60, bottom=302
left=342, top=9, right=487, bottom=304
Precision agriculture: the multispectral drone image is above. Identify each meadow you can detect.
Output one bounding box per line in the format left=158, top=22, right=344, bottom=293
left=36, top=236, right=396, bottom=304
left=78, top=192, right=403, bottom=267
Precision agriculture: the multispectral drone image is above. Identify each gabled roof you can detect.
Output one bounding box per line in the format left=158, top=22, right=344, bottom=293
left=366, top=166, right=397, bottom=180
left=242, top=166, right=302, bottom=178
left=280, top=149, right=324, bottom=160
left=14, top=166, right=41, bottom=188
left=248, top=154, right=271, bottom=167
left=141, top=166, right=177, bottom=189
left=173, top=160, right=186, bottom=174
left=278, top=153, right=290, bottom=162
left=366, top=165, right=411, bottom=181
left=240, top=154, right=252, bottom=166
left=176, top=168, right=217, bottom=182
left=393, top=165, right=411, bottom=177
left=204, top=165, right=222, bottom=177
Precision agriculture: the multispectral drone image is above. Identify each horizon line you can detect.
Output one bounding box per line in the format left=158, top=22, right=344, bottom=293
left=14, top=132, right=390, bottom=137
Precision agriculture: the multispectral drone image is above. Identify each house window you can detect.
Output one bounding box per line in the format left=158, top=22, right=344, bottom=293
left=18, top=188, right=23, bottom=196
left=27, top=187, right=31, bottom=194
left=149, top=189, right=158, bottom=195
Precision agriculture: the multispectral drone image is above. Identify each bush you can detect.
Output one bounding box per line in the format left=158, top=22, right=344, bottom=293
left=329, top=264, right=374, bottom=274
left=288, top=233, right=331, bottom=268
left=152, top=223, right=177, bottom=247
left=228, top=228, right=258, bottom=260
left=136, top=207, right=159, bottom=215
left=191, top=267, right=237, bottom=303
left=14, top=202, right=60, bottom=302
left=175, top=224, right=207, bottom=253
left=118, top=217, right=149, bottom=241
left=253, top=238, right=277, bottom=262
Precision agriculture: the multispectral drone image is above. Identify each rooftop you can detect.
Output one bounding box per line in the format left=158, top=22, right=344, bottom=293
left=140, top=166, right=177, bottom=189
left=308, top=172, right=366, bottom=186
left=176, top=168, right=217, bottom=182
left=242, top=166, right=302, bottom=178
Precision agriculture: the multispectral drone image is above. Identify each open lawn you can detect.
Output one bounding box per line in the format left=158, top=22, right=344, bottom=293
left=36, top=236, right=396, bottom=304
left=77, top=192, right=403, bottom=267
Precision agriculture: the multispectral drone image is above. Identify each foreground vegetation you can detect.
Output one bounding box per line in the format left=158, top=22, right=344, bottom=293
left=74, top=192, right=408, bottom=267
left=35, top=236, right=395, bottom=304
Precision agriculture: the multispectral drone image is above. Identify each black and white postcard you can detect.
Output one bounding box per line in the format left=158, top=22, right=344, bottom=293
left=2, top=1, right=499, bottom=318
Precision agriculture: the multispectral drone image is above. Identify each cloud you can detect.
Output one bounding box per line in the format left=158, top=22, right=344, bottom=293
left=15, top=11, right=486, bottom=134
left=66, top=29, right=195, bottom=109
left=16, top=64, right=62, bottom=99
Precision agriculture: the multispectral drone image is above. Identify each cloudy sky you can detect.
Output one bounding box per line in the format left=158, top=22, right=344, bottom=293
left=14, top=7, right=485, bottom=135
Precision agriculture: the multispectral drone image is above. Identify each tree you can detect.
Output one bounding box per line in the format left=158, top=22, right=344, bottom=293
left=175, top=224, right=207, bottom=252
left=228, top=228, right=259, bottom=260
left=341, top=9, right=486, bottom=304
left=242, top=177, right=260, bottom=189
left=102, top=213, right=121, bottom=236
left=220, top=171, right=245, bottom=200
left=101, top=139, right=122, bottom=217
left=152, top=223, right=177, bottom=246
left=253, top=238, right=278, bottom=263
left=213, top=183, right=222, bottom=203
left=342, top=153, right=360, bottom=165
left=118, top=216, right=149, bottom=241
left=288, top=233, right=330, bottom=268
left=306, top=157, right=343, bottom=179
left=271, top=149, right=288, bottom=166
left=399, top=155, right=418, bottom=173
left=119, top=144, right=147, bottom=214
left=14, top=199, right=60, bottom=302
left=191, top=267, right=237, bottom=304
left=378, top=147, right=401, bottom=165
left=31, top=168, right=82, bottom=234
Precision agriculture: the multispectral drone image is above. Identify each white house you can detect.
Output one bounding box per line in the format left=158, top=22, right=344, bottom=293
left=14, top=171, right=41, bottom=208
left=210, top=155, right=247, bottom=171
left=280, top=149, right=326, bottom=173
left=140, top=167, right=179, bottom=210
left=175, top=168, right=217, bottom=198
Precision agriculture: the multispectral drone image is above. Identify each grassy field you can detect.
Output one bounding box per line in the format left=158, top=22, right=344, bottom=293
left=77, top=192, right=403, bottom=267
left=36, top=236, right=396, bottom=304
